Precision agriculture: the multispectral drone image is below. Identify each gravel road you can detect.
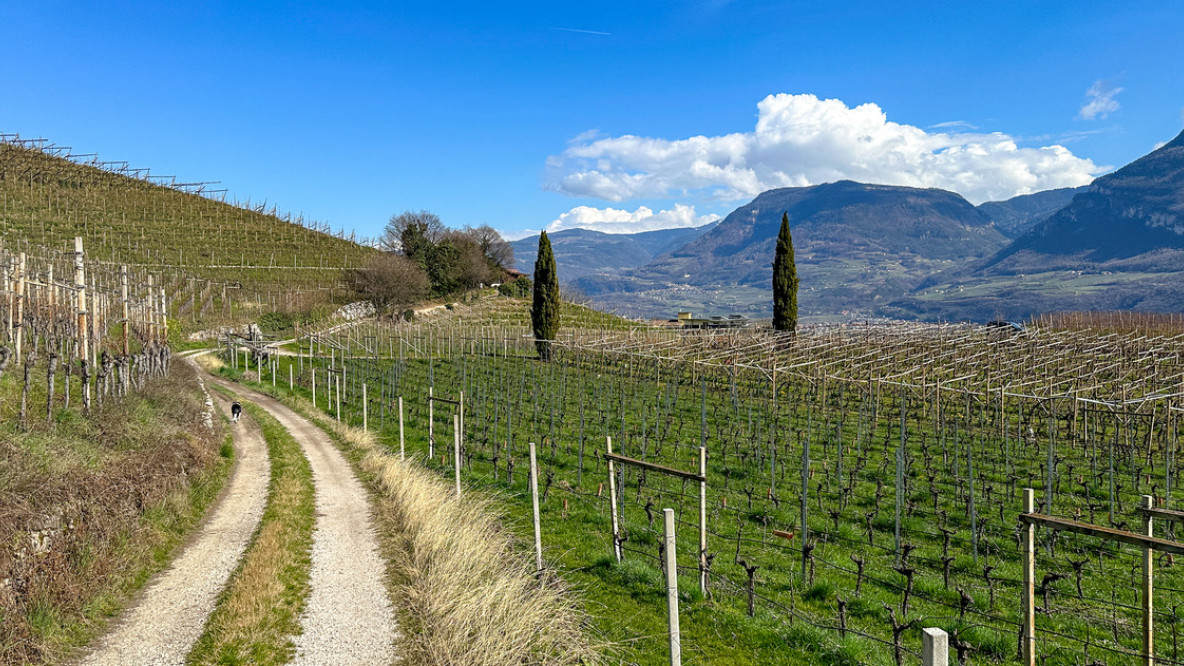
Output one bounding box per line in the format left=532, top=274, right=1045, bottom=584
left=77, top=394, right=270, bottom=666
left=212, top=380, right=399, bottom=665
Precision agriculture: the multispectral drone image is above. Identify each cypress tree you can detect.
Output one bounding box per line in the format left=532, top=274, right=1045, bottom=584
left=531, top=231, right=560, bottom=360
left=772, top=212, right=799, bottom=332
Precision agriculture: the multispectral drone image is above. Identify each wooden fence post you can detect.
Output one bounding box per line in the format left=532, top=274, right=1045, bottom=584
left=16, top=252, right=25, bottom=359
left=664, top=508, right=681, bottom=666
left=922, top=627, right=948, bottom=666
left=453, top=414, right=461, bottom=497
left=607, top=436, right=622, bottom=562
left=120, top=265, right=129, bottom=356
left=1143, top=494, right=1155, bottom=666
left=530, top=441, right=543, bottom=571
left=1022, top=487, right=1036, bottom=666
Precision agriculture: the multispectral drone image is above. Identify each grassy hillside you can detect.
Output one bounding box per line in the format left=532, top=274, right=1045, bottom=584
left=0, top=138, right=377, bottom=328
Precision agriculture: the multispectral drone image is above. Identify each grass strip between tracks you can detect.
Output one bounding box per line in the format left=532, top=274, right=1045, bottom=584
left=187, top=392, right=314, bottom=666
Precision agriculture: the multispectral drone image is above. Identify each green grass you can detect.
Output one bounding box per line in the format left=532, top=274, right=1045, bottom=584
left=247, top=319, right=1184, bottom=666
left=187, top=397, right=315, bottom=666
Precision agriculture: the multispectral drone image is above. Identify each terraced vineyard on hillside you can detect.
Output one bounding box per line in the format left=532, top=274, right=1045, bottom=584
left=0, top=136, right=377, bottom=329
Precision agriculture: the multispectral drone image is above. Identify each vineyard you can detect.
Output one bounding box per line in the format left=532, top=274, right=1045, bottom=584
left=224, top=300, right=1184, bottom=664
left=0, top=135, right=377, bottom=330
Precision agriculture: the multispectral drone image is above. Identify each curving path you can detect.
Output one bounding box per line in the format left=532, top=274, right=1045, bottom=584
left=204, top=377, right=399, bottom=665
left=77, top=393, right=270, bottom=666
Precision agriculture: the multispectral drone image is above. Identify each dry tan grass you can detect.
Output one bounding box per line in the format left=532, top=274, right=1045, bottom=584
left=284, top=396, right=602, bottom=666
left=0, top=360, right=226, bottom=665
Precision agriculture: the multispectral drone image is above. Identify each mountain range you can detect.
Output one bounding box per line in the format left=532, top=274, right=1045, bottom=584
left=511, top=224, right=716, bottom=282
left=516, top=128, right=1184, bottom=322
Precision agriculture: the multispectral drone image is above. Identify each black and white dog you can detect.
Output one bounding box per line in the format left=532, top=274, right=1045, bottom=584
left=231, top=401, right=242, bottom=422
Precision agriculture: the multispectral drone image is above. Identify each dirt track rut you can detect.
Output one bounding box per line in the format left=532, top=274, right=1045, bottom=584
left=208, top=379, right=399, bottom=665
left=77, top=394, right=270, bottom=666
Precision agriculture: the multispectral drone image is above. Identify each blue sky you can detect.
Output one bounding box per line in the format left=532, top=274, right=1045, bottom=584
left=2, top=1, right=1182, bottom=241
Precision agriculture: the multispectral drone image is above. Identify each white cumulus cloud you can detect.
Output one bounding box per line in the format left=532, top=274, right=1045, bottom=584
left=547, top=204, right=720, bottom=235
left=545, top=93, right=1101, bottom=205
left=1079, top=80, right=1122, bottom=120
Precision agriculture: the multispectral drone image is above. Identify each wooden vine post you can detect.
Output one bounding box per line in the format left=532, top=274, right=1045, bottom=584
left=16, top=252, right=25, bottom=358
left=147, top=274, right=155, bottom=340
left=74, top=239, right=89, bottom=411
left=120, top=265, right=129, bottom=356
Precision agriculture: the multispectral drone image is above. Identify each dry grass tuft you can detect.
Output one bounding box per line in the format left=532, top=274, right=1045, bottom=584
left=282, top=395, right=603, bottom=665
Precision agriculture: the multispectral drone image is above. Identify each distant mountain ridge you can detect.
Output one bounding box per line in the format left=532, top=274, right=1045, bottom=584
left=576, top=180, right=1008, bottom=319
left=975, top=187, right=1086, bottom=238
left=511, top=223, right=717, bottom=282
left=888, top=129, right=1184, bottom=321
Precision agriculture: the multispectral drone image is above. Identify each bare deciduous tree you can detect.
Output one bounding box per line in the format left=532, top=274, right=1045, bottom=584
left=348, top=253, right=430, bottom=315
left=381, top=210, right=446, bottom=255
left=465, top=224, right=514, bottom=271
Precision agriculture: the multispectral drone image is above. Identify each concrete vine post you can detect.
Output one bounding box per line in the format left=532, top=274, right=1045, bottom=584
left=1022, top=488, right=1036, bottom=666
left=664, top=508, right=681, bottom=666
left=1143, top=494, right=1154, bottom=666
left=699, top=445, right=708, bottom=596
left=607, top=436, right=622, bottom=562
left=453, top=414, right=461, bottom=497
left=530, top=441, right=543, bottom=571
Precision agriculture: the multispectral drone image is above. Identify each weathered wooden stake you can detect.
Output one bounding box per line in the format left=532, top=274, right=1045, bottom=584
left=16, top=253, right=26, bottom=359
left=120, top=265, right=129, bottom=356
left=1022, top=487, right=1036, bottom=666
left=664, top=508, right=681, bottom=666
left=607, top=436, right=622, bottom=562
left=530, top=441, right=543, bottom=571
